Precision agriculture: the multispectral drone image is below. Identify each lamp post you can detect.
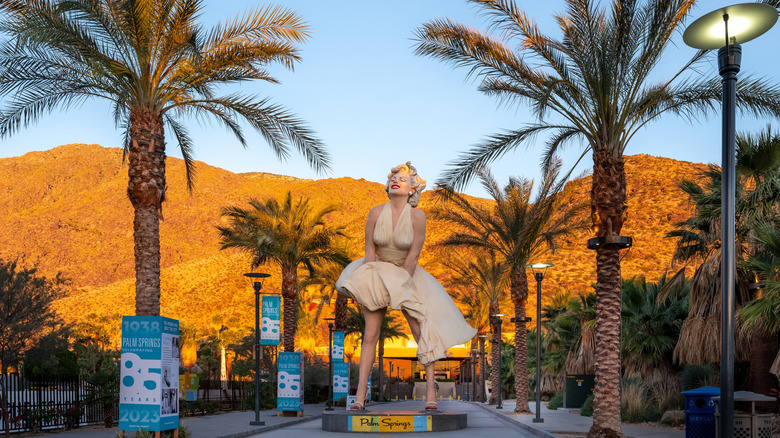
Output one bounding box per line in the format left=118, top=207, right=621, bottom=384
left=396, top=364, right=400, bottom=399
left=389, top=361, right=394, bottom=400
left=683, top=5, right=777, bottom=437
left=470, top=348, right=478, bottom=402
left=490, top=313, right=507, bottom=409
left=325, top=317, right=335, bottom=411
left=526, top=263, right=553, bottom=423
left=478, top=334, right=488, bottom=402
left=243, top=272, right=270, bottom=426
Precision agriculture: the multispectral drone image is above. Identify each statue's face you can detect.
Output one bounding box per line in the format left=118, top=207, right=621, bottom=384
left=388, top=170, right=413, bottom=196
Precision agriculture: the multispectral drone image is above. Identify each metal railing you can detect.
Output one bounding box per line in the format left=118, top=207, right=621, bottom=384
left=1, top=374, right=118, bottom=434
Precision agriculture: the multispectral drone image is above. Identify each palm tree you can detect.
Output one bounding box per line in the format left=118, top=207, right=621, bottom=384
left=667, top=128, right=780, bottom=394
left=445, top=255, right=498, bottom=339
left=414, top=1, right=780, bottom=434
left=736, top=127, right=780, bottom=398
left=296, top=285, right=328, bottom=353
left=217, top=192, right=346, bottom=352
left=434, top=161, right=584, bottom=411
left=538, top=290, right=578, bottom=384
left=343, top=306, right=408, bottom=401
left=542, top=290, right=596, bottom=382
left=299, top=244, right=354, bottom=331
left=742, top=223, right=780, bottom=378
left=620, top=276, right=688, bottom=385
left=665, top=166, right=753, bottom=365
left=0, top=0, right=330, bottom=316
left=444, top=251, right=508, bottom=404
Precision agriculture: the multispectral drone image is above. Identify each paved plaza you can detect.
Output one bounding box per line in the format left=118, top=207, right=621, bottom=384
left=22, top=399, right=685, bottom=438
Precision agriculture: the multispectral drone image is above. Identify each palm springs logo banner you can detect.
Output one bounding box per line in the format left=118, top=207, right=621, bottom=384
left=277, top=352, right=304, bottom=412
left=119, top=316, right=179, bottom=432
left=332, top=331, right=345, bottom=360
left=261, top=296, right=281, bottom=345
left=333, top=361, right=350, bottom=402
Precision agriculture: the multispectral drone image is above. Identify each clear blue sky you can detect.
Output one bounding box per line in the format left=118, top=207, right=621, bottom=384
left=1, top=0, right=778, bottom=198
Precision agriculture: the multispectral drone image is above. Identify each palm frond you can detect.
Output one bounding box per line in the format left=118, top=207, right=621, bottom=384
left=437, top=124, right=566, bottom=191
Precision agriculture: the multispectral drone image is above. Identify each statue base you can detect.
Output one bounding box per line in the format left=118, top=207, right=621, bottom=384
left=321, top=409, right=467, bottom=433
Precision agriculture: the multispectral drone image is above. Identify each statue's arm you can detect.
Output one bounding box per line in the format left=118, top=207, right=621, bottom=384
left=363, top=205, right=382, bottom=263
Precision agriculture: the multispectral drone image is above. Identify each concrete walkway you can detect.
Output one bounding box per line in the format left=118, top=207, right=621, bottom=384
left=481, top=399, right=685, bottom=438
left=246, top=399, right=537, bottom=437
left=19, top=400, right=686, bottom=437
left=19, top=403, right=328, bottom=438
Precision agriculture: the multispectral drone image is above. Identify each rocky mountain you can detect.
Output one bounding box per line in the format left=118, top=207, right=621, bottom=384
left=0, top=144, right=706, bottom=335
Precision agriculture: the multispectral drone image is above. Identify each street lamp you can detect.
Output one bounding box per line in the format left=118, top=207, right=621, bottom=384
left=324, top=317, right=335, bottom=411
left=527, top=264, right=551, bottom=420
left=470, top=348, right=478, bottom=402
left=243, top=272, right=271, bottom=426
left=490, top=313, right=507, bottom=409
left=526, top=262, right=553, bottom=423
left=683, top=5, right=777, bottom=437
left=389, top=361, right=394, bottom=400
left=477, top=334, right=488, bottom=402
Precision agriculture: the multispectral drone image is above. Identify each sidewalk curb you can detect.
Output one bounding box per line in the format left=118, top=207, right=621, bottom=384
left=473, top=402, right=557, bottom=438
left=214, top=414, right=322, bottom=438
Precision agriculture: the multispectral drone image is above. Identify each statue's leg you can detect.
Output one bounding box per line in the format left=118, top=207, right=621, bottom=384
left=402, top=311, right=437, bottom=403
left=354, top=306, right=387, bottom=406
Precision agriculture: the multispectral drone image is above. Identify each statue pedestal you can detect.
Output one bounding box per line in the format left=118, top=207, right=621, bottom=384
left=321, top=409, right=467, bottom=432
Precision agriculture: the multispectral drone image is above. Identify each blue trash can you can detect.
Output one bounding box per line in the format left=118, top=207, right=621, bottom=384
left=681, top=386, right=720, bottom=438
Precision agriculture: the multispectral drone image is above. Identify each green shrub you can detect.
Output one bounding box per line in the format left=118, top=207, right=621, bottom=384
left=245, top=381, right=276, bottom=410
left=579, top=395, right=594, bottom=417
left=649, top=379, right=684, bottom=414
left=176, top=421, right=193, bottom=438
left=547, top=390, right=563, bottom=410
left=621, top=378, right=659, bottom=423
left=660, top=410, right=685, bottom=427
left=334, top=396, right=347, bottom=407
left=180, top=400, right=219, bottom=416
left=127, top=429, right=153, bottom=438
left=680, top=364, right=719, bottom=391
left=303, top=383, right=327, bottom=404
left=20, top=407, right=61, bottom=433
left=115, top=422, right=191, bottom=438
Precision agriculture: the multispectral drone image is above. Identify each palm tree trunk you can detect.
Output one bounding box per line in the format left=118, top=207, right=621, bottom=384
left=334, top=295, right=348, bottom=330
left=281, top=263, right=298, bottom=352
left=591, top=247, right=623, bottom=434
left=127, top=109, right=166, bottom=316
left=511, top=269, right=531, bottom=413
left=588, top=149, right=627, bottom=438
left=490, top=314, right=500, bottom=405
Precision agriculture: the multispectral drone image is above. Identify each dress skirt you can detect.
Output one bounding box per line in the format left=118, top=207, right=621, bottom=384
left=336, top=258, right=477, bottom=365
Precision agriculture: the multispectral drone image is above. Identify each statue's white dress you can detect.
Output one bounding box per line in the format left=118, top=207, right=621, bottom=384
left=336, top=202, right=477, bottom=365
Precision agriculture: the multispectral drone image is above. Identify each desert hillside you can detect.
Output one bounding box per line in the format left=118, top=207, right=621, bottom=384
left=0, top=144, right=706, bottom=335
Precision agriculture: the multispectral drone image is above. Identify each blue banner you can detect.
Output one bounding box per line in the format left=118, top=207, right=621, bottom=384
left=332, top=331, right=344, bottom=360
left=261, top=296, right=281, bottom=345
left=333, top=361, right=350, bottom=402
left=119, top=316, right=179, bottom=432
left=277, top=352, right=304, bottom=412
left=366, top=372, right=372, bottom=402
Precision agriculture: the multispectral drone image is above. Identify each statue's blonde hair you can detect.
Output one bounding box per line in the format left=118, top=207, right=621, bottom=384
left=385, top=161, right=426, bottom=207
